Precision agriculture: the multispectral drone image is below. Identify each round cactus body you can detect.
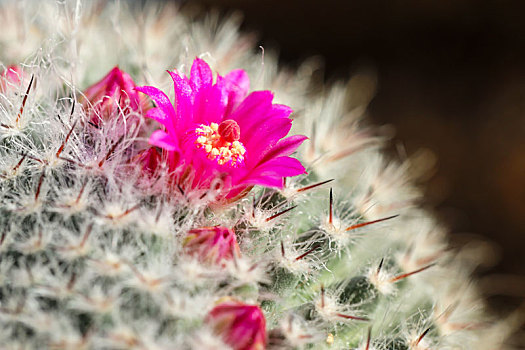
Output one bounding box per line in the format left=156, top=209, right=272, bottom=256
left=0, top=1, right=519, bottom=349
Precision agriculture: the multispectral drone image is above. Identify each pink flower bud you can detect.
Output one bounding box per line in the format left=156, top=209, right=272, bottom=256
left=183, top=226, right=240, bottom=265
left=206, top=300, right=267, bottom=350
left=134, top=147, right=163, bottom=175
left=82, top=67, right=141, bottom=124
left=1, top=65, right=24, bottom=92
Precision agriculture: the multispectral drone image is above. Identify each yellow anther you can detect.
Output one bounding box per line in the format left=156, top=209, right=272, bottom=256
left=194, top=120, right=246, bottom=167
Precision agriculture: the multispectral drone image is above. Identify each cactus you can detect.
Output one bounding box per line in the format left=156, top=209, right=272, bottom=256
left=0, top=1, right=519, bottom=349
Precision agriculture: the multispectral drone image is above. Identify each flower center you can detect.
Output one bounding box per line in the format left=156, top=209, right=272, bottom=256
left=195, top=120, right=246, bottom=166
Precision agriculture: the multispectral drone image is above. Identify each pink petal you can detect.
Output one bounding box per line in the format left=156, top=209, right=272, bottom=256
left=241, top=157, right=306, bottom=189
left=136, top=86, right=178, bottom=133
left=241, top=174, right=284, bottom=188
left=168, top=70, right=193, bottom=129
left=251, top=157, right=306, bottom=178
left=193, top=83, right=226, bottom=125
left=257, top=135, right=308, bottom=166
left=241, top=103, right=294, bottom=164
left=149, top=130, right=178, bottom=151
left=242, top=107, right=292, bottom=141
left=144, top=108, right=173, bottom=133
left=229, top=91, right=274, bottom=132
left=244, top=118, right=292, bottom=166
left=135, top=86, right=175, bottom=118
left=190, top=58, right=213, bottom=91
left=269, top=104, right=293, bottom=118
left=222, top=69, right=250, bottom=116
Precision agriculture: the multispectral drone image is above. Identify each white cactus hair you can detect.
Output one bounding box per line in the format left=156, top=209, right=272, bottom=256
left=0, top=0, right=522, bottom=349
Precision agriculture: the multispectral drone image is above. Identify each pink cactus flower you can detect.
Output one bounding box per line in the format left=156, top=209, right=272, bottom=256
left=136, top=58, right=307, bottom=200
left=0, top=65, right=24, bottom=92
left=183, top=226, right=240, bottom=265
left=82, top=66, right=141, bottom=125
left=206, top=299, right=267, bottom=350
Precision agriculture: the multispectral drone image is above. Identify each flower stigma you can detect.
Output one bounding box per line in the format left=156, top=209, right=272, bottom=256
left=194, top=119, right=246, bottom=166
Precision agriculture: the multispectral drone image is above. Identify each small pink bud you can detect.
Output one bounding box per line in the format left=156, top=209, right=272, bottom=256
left=82, top=67, right=141, bottom=124
left=0, top=65, right=24, bottom=92
left=183, top=226, right=240, bottom=265
left=206, top=300, right=267, bottom=350
left=133, top=147, right=163, bottom=175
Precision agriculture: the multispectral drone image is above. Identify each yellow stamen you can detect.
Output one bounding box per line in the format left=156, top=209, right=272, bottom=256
left=194, top=121, right=246, bottom=167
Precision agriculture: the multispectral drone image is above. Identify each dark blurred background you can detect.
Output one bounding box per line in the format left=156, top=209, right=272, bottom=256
left=184, top=0, right=525, bottom=312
